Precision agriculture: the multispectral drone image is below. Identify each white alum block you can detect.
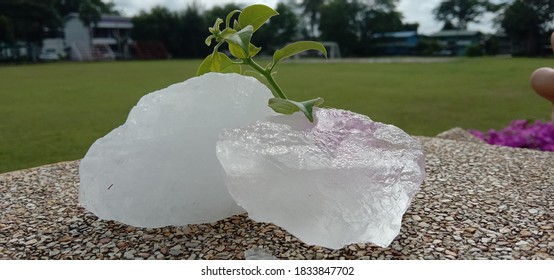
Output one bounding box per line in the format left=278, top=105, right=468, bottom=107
left=79, top=73, right=276, bottom=227
left=217, top=108, right=425, bottom=249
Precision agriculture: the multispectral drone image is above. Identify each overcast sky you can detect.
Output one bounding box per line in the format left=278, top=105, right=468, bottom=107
left=108, top=0, right=497, bottom=35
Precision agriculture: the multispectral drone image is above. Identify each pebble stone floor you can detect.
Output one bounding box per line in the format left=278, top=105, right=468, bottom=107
left=1, top=135, right=553, bottom=260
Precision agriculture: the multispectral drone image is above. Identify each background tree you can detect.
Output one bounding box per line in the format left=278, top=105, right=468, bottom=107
left=175, top=4, right=208, bottom=58
left=361, top=0, right=399, bottom=11
left=360, top=9, right=404, bottom=34
left=441, top=21, right=456, bottom=30
left=499, top=0, right=554, bottom=56
left=131, top=6, right=180, bottom=56
left=358, top=8, right=404, bottom=55
left=0, top=0, right=60, bottom=45
left=54, top=0, right=119, bottom=27
left=131, top=5, right=208, bottom=58
left=319, top=0, right=407, bottom=56
left=300, top=0, right=324, bottom=39
left=254, top=2, right=300, bottom=54
left=203, top=3, right=242, bottom=26
left=319, top=0, right=361, bottom=56
left=433, top=0, right=494, bottom=30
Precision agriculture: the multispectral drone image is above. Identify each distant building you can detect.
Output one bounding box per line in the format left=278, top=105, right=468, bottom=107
left=429, top=30, right=483, bottom=56
left=133, top=41, right=170, bottom=60
left=371, top=31, right=420, bottom=55
left=64, top=13, right=133, bottom=61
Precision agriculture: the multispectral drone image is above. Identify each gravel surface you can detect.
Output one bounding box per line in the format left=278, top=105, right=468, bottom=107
left=435, top=127, right=484, bottom=144
left=1, top=136, right=553, bottom=260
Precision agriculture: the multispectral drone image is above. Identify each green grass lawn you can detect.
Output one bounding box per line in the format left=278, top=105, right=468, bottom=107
left=1, top=57, right=551, bottom=173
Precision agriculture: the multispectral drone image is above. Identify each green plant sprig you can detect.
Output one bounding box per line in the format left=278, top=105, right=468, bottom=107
left=196, top=4, right=327, bottom=122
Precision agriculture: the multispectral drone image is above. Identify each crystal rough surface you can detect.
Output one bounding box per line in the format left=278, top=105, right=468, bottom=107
left=244, top=248, right=278, bottom=260
left=79, top=73, right=276, bottom=227
left=216, top=108, right=425, bottom=249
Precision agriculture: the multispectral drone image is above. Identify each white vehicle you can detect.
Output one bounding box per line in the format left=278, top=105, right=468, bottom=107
left=39, top=47, right=61, bottom=60
left=39, top=39, right=67, bottom=61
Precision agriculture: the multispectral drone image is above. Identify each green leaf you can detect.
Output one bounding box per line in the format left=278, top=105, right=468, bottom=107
left=238, top=4, right=278, bottom=32
left=196, top=52, right=241, bottom=76
left=225, top=25, right=253, bottom=58
left=220, top=28, right=236, bottom=39
left=249, top=43, right=261, bottom=57
left=228, top=43, right=245, bottom=59
left=273, top=41, right=328, bottom=66
left=268, top=98, right=299, bottom=115
left=268, top=97, right=324, bottom=122
left=211, top=18, right=223, bottom=32
left=210, top=51, right=222, bottom=71
left=229, top=42, right=260, bottom=59
left=197, top=55, right=212, bottom=76
left=204, top=35, right=215, bottom=46
left=225, top=10, right=241, bottom=28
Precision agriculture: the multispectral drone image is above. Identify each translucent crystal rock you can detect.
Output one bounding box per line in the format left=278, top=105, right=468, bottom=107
left=216, top=108, right=425, bottom=249
left=244, top=248, right=278, bottom=260
left=79, top=73, right=276, bottom=227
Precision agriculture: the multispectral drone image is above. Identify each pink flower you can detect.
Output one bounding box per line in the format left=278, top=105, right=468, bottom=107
left=468, top=120, right=554, bottom=152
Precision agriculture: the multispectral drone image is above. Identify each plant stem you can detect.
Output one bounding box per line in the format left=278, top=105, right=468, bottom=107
left=244, top=57, right=287, bottom=100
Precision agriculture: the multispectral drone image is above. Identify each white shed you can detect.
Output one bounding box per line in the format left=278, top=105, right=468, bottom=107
left=64, top=13, right=133, bottom=61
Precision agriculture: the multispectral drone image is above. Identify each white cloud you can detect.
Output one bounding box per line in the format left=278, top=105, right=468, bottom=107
left=398, top=0, right=441, bottom=34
